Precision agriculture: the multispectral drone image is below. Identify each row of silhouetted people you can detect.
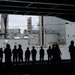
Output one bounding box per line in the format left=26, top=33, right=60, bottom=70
left=0, top=43, right=62, bottom=64
left=0, top=40, right=74, bottom=65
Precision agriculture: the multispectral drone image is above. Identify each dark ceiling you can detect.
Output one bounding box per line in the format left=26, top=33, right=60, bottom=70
left=0, top=0, right=75, bottom=22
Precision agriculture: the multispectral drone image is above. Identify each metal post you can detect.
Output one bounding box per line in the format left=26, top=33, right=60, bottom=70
left=4, top=15, right=7, bottom=39
left=41, top=16, right=44, bottom=45
left=4, top=16, right=7, bottom=39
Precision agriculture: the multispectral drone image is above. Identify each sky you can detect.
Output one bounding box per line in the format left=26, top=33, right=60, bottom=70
left=8, top=14, right=39, bottom=33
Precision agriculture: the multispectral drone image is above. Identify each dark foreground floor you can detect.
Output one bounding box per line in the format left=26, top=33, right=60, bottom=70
left=0, top=60, right=75, bottom=75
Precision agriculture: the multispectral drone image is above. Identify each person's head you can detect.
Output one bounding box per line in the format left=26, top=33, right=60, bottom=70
left=18, top=44, right=22, bottom=48
left=0, top=47, right=2, bottom=51
left=27, top=47, right=29, bottom=50
left=55, top=44, right=59, bottom=48
left=32, top=46, right=35, bottom=49
left=6, top=44, right=10, bottom=48
left=14, top=45, right=17, bottom=49
left=70, top=40, right=74, bottom=45
left=41, top=46, right=43, bottom=49
left=49, top=46, right=51, bottom=49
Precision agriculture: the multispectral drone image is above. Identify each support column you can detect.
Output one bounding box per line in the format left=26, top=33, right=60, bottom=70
left=4, top=14, right=8, bottom=39
left=41, top=16, right=44, bottom=45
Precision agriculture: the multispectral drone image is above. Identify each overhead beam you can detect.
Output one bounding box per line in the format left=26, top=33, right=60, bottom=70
left=13, top=11, right=18, bottom=14
left=25, top=11, right=30, bottom=15
left=0, top=5, right=75, bottom=14
left=0, top=0, right=75, bottom=7
left=2, top=0, right=75, bottom=7
left=0, top=8, right=75, bottom=15
left=0, top=4, right=75, bottom=13
left=0, top=1, right=75, bottom=9
left=25, top=3, right=34, bottom=7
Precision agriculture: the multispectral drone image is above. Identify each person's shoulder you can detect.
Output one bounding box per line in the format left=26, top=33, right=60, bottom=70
left=13, top=49, right=15, bottom=50
left=47, top=49, right=48, bottom=51
left=43, top=49, right=44, bottom=50
left=69, top=45, right=71, bottom=47
left=4, top=48, right=6, bottom=50
left=34, top=49, right=36, bottom=50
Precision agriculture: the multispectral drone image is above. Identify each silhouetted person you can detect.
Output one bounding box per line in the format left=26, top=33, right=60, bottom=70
left=31, top=46, right=37, bottom=64
left=47, top=46, right=52, bottom=63
left=4, top=44, right=11, bottom=66
left=25, top=47, right=30, bottom=64
left=17, top=44, right=23, bottom=64
left=55, top=44, right=62, bottom=63
left=69, top=40, right=75, bottom=63
left=12, top=45, right=18, bottom=64
left=39, top=46, right=45, bottom=63
left=0, top=48, right=3, bottom=64
left=51, top=44, right=55, bottom=63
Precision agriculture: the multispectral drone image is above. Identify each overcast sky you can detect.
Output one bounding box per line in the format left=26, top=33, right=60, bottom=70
left=8, top=14, right=39, bottom=33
